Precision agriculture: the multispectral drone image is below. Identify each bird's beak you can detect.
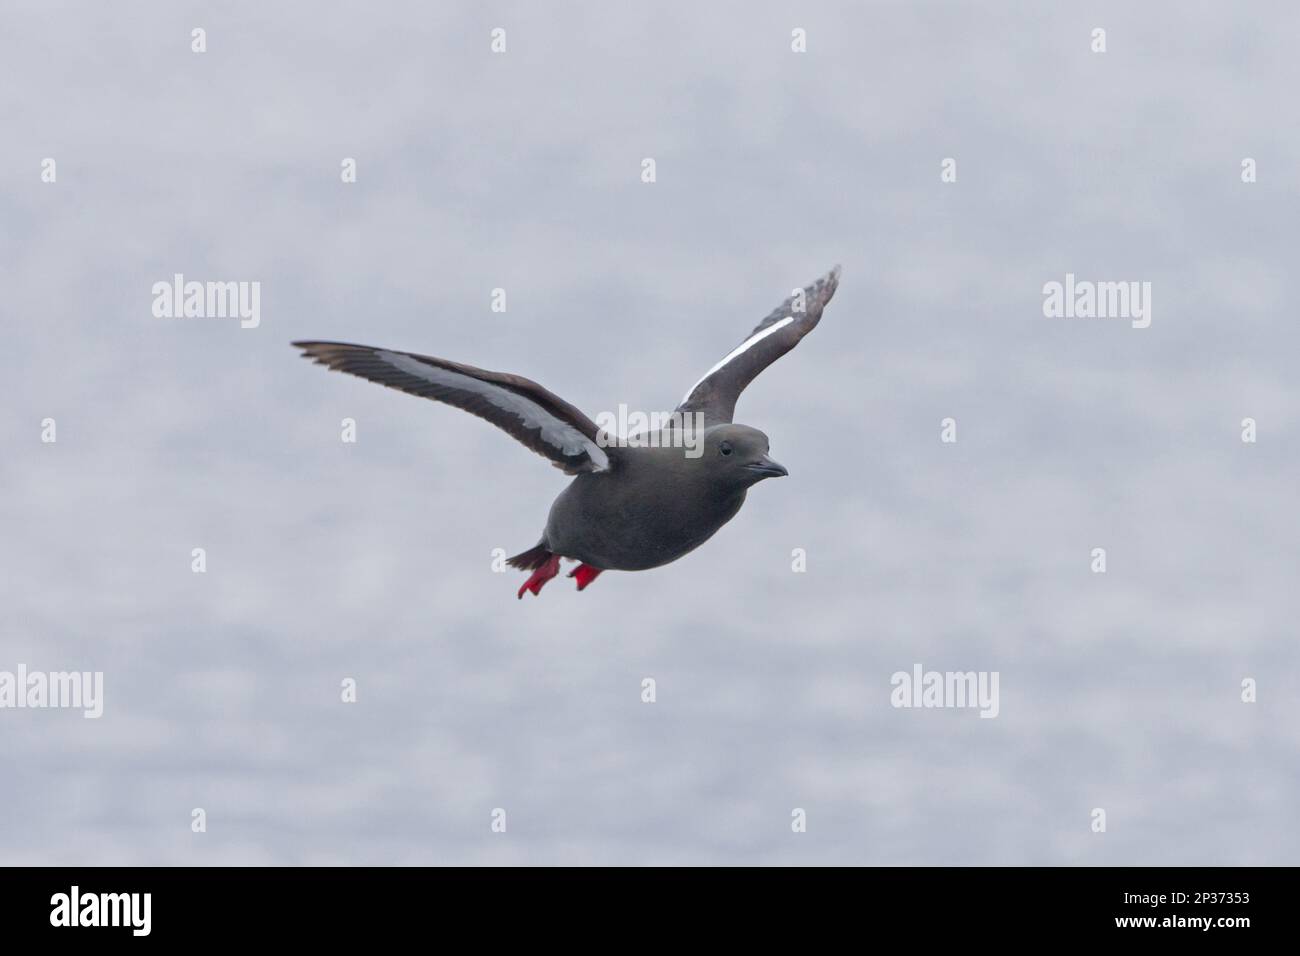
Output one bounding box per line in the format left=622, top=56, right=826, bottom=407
left=745, top=454, right=789, bottom=480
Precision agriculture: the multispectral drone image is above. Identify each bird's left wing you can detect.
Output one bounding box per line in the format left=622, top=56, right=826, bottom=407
left=676, top=266, right=840, bottom=425
left=293, top=341, right=612, bottom=474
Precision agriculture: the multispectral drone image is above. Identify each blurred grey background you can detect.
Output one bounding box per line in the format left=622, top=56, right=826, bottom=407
left=1, top=0, right=1297, bottom=865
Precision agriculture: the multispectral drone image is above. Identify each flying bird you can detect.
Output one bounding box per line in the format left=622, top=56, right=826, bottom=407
left=293, top=266, right=840, bottom=597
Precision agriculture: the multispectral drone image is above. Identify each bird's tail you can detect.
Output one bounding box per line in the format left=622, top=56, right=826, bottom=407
left=506, top=541, right=553, bottom=571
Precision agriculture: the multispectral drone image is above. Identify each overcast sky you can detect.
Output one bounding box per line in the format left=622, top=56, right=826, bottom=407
left=2, top=0, right=1297, bottom=864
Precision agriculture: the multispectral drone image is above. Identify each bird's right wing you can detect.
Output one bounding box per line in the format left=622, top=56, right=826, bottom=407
left=293, top=341, right=613, bottom=475
left=676, top=266, right=840, bottom=425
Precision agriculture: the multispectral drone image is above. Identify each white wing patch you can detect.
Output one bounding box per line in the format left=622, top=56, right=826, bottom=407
left=679, top=315, right=795, bottom=406
left=377, top=350, right=610, bottom=471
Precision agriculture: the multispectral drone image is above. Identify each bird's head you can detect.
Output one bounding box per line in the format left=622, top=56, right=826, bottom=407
left=702, top=424, right=788, bottom=488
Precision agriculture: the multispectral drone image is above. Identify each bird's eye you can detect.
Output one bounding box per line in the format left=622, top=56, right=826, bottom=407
left=719, top=441, right=733, bottom=456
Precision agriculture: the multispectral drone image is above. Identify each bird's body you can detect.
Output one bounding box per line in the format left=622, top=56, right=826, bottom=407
left=543, top=431, right=754, bottom=571
left=293, top=266, right=840, bottom=597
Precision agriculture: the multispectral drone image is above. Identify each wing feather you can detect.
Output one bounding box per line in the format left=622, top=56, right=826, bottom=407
left=677, top=266, right=841, bottom=425
left=293, top=341, right=612, bottom=475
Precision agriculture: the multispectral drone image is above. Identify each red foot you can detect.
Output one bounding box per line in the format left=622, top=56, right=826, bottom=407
left=568, top=563, right=604, bottom=591
left=517, top=555, right=561, bottom=599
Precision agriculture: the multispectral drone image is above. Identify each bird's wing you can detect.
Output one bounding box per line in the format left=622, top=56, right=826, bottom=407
left=675, top=266, right=840, bottom=425
left=293, top=341, right=613, bottom=475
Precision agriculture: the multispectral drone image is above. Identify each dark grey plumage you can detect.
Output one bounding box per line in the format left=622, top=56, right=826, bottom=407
left=541, top=424, right=784, bottom=572
left=292, top=266, right=841, bottom=596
